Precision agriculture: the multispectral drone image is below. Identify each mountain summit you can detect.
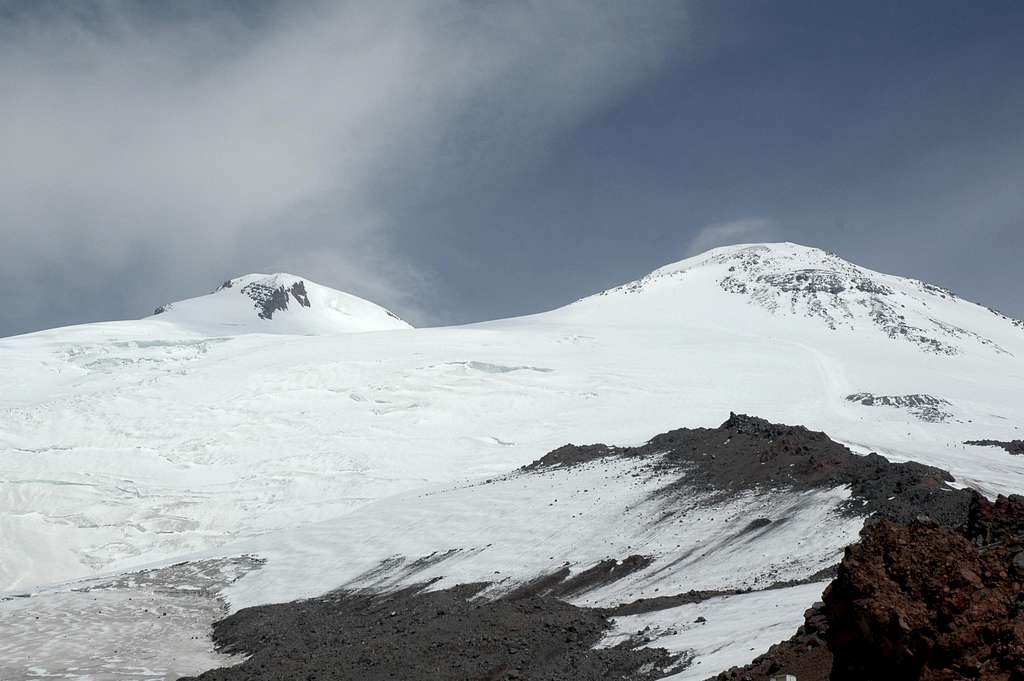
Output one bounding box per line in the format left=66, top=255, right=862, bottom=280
left=151, top=272, right=411, bottom=335
left=569, top=242, right=1021, bottom=357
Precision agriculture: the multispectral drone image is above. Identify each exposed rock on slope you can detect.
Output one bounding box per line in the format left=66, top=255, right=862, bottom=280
left=238, top=279, right=311, bottom=320
left=178, top=584, right=678, bottom=681
left=965, top=439, right=1024, bottom=456
left=528, top=412, right=972, bottom=526
left=845, top=393, right=954, bottom=423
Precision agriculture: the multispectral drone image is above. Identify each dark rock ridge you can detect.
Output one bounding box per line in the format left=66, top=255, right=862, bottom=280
left=845, top=392, right=954, bottom=423
left=240, top=280, right=312, bottom=320
left=177, top=583, right=680, bottom=681
left=179, top=415, right=983, bottom=681
left=965, top=439, right=1024, bottom=456
left=713, top=494, right=1024, bottom=681
left=527, top=413, right=972, bottom=526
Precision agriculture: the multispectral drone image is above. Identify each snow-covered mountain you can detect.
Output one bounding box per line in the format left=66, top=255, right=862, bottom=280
left=152, top=272, right=411, bottom=335
left=1, top=243, right=1022, bottom=680
left=569, top=243, right=1020, bottom=357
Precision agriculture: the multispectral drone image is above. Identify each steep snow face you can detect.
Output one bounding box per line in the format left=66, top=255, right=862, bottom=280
left=568, top=243, right=1022, bottom=357
left=151, top=273, right=411, bottom=335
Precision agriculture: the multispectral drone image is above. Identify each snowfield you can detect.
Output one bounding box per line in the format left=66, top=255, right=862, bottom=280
left=598, top=581, right=830, bottom=681
left=1, top=243, right=1022, bottom=679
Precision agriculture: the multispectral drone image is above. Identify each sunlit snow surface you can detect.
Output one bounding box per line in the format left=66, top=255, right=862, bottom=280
left=2, top=243, right=1022, bottom=678
left=598, top=582, right=830, bottom=681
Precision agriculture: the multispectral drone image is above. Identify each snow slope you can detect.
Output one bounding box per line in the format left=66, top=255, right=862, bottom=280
left=3, top=443, right=860, bottom=679
left=1, top=242, right=1022, bottom=678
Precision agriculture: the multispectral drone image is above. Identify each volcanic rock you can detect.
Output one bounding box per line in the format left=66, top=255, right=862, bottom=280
left=823, top=494, right=1024, bottom=681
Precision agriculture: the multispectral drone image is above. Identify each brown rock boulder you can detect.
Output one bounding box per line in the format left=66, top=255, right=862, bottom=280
left=823, top=495, right=1024, bottom=681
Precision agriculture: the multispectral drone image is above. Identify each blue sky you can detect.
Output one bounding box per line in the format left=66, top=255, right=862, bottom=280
left=1, top=1, right=1022, bottom=335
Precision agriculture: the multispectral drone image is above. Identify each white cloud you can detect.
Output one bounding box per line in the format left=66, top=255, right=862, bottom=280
left=0, top=1, right=688, bottom=331
left=685, top=217, right=780, bottom=256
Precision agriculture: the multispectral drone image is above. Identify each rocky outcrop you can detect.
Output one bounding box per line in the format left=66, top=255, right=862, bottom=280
left=289, top=281, right=311, bottom=308
left=845, top=393, right=954, bottom=423
left=239, top=280, right=312, bottom=320
left=824, top=494, right=1024, bottom=681
left=965, top=439, right=1024, bottom=456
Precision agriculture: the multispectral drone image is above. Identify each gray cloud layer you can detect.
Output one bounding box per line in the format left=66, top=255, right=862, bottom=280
left=2, top=1, right=1021, bottom=336
left=0, top=1, right=687, bottom=333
